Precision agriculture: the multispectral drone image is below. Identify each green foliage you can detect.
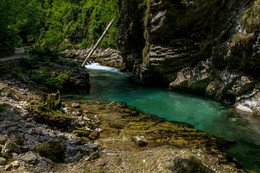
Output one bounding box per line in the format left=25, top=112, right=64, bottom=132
left=138, top=0, right=148, bottom=9
left=0, top=103, right=9, bottom=112
left=0, top=62, right=9, bottom=75
left=7, top=48, right=76, bottom=91
left=64, top=43, right=73, bottom=49
left=0, top=0, right=44, bottom=56
left=28, top=47, right=60, bottom=62
left=38, top=0, right=119, bottom=49
left=78, top=39, right=88, bottom=48
left=0, top=0, right=120, bottom=53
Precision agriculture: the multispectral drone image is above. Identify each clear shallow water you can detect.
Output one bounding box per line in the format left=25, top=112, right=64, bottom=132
left=64, top=63, right=260, bottom=171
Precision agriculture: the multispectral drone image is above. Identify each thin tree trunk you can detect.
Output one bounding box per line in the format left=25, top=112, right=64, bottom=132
left=81, top=18, right=115, bottom=67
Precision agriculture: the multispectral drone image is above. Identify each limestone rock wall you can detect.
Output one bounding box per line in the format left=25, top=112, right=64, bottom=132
left=118, top=0, right=260, bottom=115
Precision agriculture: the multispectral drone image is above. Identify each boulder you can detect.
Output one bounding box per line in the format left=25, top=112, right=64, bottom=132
left=131, top=136, right=148, bottom=146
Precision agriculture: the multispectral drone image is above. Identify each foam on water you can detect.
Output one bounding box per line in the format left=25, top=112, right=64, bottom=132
left=85, top=62, right=120, bottom=73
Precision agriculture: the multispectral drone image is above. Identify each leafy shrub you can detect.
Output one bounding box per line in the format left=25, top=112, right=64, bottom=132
left=65, top=43, right=73, bottom=49
left=29, top=47, right=60, bottom=62
left=78, top=39, right=88, bottom=48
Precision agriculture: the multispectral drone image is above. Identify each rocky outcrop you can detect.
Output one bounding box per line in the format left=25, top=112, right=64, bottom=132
left=118, top=0, right=260, bottom=115
left=63, top=48, right=125, bottom=70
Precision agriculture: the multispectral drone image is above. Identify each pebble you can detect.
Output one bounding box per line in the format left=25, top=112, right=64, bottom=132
left=0, top=157, right=7, bottom=165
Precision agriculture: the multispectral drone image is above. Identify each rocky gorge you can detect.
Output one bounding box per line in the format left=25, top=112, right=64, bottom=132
left=118, top=0, right=260, bottom=116
left=0, top=0, right=260, bottom=172
left=0, top=50, right=252, bottom=172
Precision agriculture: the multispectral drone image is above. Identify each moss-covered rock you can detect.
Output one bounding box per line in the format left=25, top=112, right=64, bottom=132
left=73, top=128, right=91, bottom=137
left=28, top=91, right=72, bottom=128
left=34, top=141, right=65, bottom=163
left=89, top=131, right=99, bottom=140
left=46, top=91, right=61, bottom=110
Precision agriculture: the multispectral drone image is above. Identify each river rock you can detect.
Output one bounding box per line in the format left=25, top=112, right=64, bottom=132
left=0, top=135, right=7, bottom=145
left=71, top=103, right=81, bottom=108
left=131, top=136, right=148, bottom=146
left=235, top=104, right=253, bottom=114
left=5, top=164, right=12, bottom=171
left=3, top=140, right=21, bottom=154
left=10, top=160, right=20, bottom=169
left=20, top=152, right=38, bottom=164
left=0, top=157, right=7, bottom=165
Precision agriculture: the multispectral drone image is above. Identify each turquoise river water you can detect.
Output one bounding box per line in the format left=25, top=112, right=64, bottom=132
left=64, top=63, right=260, bottom=172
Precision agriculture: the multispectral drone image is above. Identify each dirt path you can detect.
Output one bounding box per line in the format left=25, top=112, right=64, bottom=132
left=0, top=48, right=28, bottom=62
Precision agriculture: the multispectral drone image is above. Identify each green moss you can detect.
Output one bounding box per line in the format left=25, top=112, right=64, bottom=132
left=34, top=141, right=65, bottom=163
left=73, top=128, right=91, bottom=137
left=232, top=0, right=259, bottom=46
left=0, top=103, right=9, bottom=112
left=89, top=131, right=99, bottom=140
left=90, top=152, right=100, bottom=160
left=242, top=0, right=260, bottom=33
left=29, top=92, right=72, bottom=128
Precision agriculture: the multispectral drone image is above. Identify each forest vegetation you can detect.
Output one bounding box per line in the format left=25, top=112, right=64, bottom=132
left=0, top=0, right=120, bottom=58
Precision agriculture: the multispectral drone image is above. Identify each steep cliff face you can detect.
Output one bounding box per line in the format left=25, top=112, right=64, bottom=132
left=118, top=0, right=260, bottom=115
left=118, top=0, right=145, bottom=75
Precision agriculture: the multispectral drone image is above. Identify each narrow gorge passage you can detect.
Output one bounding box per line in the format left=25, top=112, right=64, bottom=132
left=64, top=63, right=260, bottom=171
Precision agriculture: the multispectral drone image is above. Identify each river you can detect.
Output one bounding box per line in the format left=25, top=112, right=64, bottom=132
left=64, top=63, right=260, bottom=171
